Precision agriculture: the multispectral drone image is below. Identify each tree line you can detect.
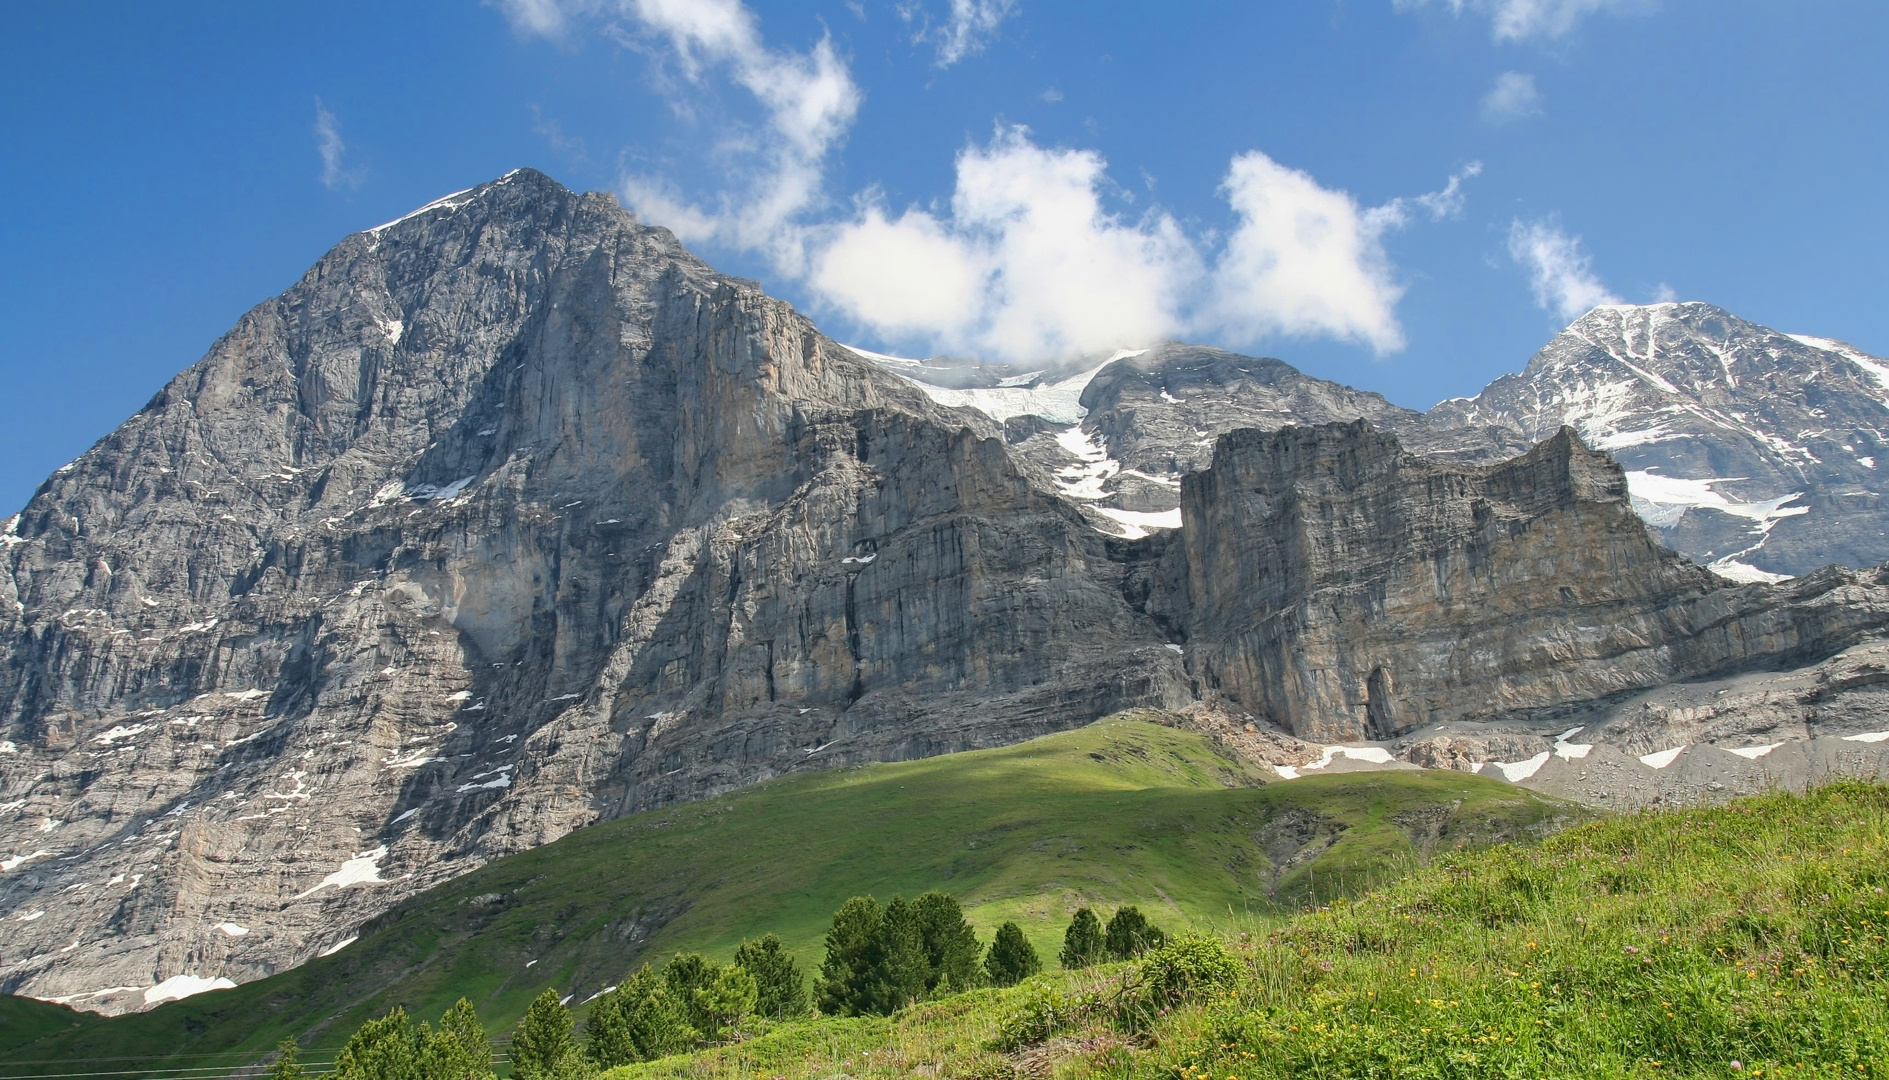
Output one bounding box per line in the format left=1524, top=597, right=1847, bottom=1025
left=273, top=895, right=1165, bottom=1078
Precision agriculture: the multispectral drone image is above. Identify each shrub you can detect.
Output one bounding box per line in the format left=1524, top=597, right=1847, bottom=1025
left=987, top=977, right=1079, bottom=1052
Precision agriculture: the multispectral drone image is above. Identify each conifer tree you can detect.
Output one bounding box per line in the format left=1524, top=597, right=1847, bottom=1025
left=692, top=964, right=758, bottom=1043
left=587, top=965, right=696, bottom=1067
left=913, top=891, right=983, bottom=993
left=1103, top=906, right=1165, bottom=960
left=1059, top=907, right=1106, bottom=969
left=418, top=999, right=494, bottom=1080
left=872, top=895, right=931, bottom=1012
left=662, top=953, right=717, bottom=1035
left=983, top=922, right=1041, bottom=987
left=509, top=989, right=576, bottom=1080
left=268, top=1038, right=306, bottom=1080
left=817, top=895, right=883, bottom=1016
left=332, top=1007, right=419, bottom=1080
left=733, top=934, right=810, bottom=1018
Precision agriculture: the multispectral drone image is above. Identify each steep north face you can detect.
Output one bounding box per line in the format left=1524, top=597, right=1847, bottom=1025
left=4, top=171, right=1889, bottom=1013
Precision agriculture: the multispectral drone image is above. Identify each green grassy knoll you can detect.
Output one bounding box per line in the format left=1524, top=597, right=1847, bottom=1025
left=0, top=715, right=1570, bottom=1074
left=606, top=782, right=1889, bottom=1080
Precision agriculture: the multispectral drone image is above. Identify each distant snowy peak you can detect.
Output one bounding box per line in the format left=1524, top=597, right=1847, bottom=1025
left=1429, top=302, right=1889, bottom=579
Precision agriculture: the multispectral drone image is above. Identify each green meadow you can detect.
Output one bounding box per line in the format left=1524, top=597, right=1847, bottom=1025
left=0, top=716, right=1568, bottom=1074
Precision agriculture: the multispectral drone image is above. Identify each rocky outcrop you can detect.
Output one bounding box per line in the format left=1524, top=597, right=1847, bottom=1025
left=1160, top=420, right=1889, bottom=742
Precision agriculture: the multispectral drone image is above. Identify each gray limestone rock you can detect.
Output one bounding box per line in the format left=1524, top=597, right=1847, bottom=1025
left=0, top=170, right=1184, bottom=1011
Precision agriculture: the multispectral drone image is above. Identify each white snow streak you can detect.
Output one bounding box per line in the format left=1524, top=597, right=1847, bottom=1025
left=293, top=846, right=389, bottom=899
left=144, top=975, right=236, bottom=1005
left=1639, top=746, right=1686, bottom=769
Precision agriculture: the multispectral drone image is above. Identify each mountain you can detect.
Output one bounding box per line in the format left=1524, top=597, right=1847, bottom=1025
left=5, top=169, right=1889, bottom=1018
left=1428, top=302, right=1889, bottom=580
left=0, top=170, right=1188, bottom=1012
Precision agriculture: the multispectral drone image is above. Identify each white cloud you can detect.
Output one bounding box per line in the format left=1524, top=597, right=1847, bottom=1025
left=504, top=0, right=860, bottom=274
left=1651, top=282, right=1677, bottom=303
left=1508, top=218, right=1621, bottom=321
left=1482, top=72, right=1542, bottom=123
left=313, top=99, right=362, bottom=192
left=503, top=0, right=1472, bottom=362
left=1394, top=0, right=1649, bottom=42
left=493, top=0, right=573, bottom=37
left=813, top=128, right=1201, bottom=359
left=1205, top=153, right=1407, bottom=354
left=917, top=0, right=1019, bottom=67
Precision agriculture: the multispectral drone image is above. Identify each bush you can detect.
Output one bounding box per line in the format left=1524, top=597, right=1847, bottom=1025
left=1114, top=934, right=1240, bottom=1032
left=984, top=922, right=1042, bottom=987
left=987, top=977, right=1079, bottom=1052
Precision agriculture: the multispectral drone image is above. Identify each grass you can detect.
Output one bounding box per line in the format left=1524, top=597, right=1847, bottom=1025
left=596, top=782, right=1889, bottom=1080
left=0, top=715, right=1569, bottom=1075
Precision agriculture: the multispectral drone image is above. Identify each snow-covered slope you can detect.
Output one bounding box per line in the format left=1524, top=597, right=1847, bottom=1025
left=1427, top=303, right=1889, bottom=579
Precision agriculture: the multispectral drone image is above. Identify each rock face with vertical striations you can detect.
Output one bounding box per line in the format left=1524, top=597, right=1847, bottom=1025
left=0, top=170, right=1186, bottom=1012
left=1157, top=420, right=1889, bottom=743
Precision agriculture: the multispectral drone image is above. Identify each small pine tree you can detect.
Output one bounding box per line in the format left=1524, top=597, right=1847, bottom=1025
left=268, top=1038, right=306, bottom=1080
left=1103, top=906, right=1165, bottom=961
left=983, top=922, right=1041, bottom=987
left=332, top=1007, right=419, bottom=1080
left=418, top=999, right=494, bottom=1080
left=663, top=953, right=717, bottom=1035
left=509, top=989, right=576, bottom=1080
left=692, top=965, right=758, bottom=1043
left=1059, top=907, right=1105, bottom=969
left=871, top=895, right=931, bottom=1013
left=588, top=965, right=696, bottom=1067
left=913, top=891, right=983, bottom=993
left=733, top=934, right=809, bottom=1018
left=817, top=895, right=883, bottom=1016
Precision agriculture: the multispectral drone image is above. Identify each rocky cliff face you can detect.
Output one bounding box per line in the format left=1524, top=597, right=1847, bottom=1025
left=5, top=170, right=1888, bottom=1015
left=1158, top=420, right=1889, bottom=743
left=1427, top=303, right=1889, bottom=580
left=0, top=170, right=1185, bottom=1011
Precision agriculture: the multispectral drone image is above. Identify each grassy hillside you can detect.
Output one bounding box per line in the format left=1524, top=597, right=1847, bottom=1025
left=0, top=716, right=1571, bottom=1074
left=606, top=782, right=1889, bottom=1080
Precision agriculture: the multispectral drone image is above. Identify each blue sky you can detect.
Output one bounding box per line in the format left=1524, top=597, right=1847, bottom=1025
left=2, top=1, right=1885, bottom=512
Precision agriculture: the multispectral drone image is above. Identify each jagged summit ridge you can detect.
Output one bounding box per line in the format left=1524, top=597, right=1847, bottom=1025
left=1428, top=301, right=1889, bottom=579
